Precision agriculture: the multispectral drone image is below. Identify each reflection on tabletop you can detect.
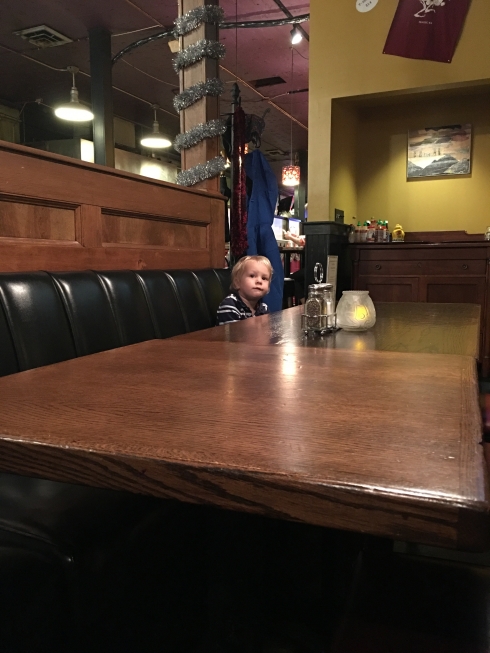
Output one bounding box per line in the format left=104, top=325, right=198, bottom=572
left=179, top=303, right=480, bottom=358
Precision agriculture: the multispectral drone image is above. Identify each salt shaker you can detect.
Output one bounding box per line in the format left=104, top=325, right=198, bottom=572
left=318, top=283, right=336, bottom=328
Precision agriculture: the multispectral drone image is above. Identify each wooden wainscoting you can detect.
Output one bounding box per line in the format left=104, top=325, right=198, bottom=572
left=0, top=141, right=225, bottom=272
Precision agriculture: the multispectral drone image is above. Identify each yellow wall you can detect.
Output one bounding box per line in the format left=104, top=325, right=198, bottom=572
left=330, top=102, right=358, bottom=224
left=356, top=93, right=490, bottom=232
left=309, top=0, right=490, bottom=225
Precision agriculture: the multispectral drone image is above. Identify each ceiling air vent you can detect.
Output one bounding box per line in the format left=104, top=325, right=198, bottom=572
left=251, top=76, right=286, bottom=89
left=14, top=25, right=73, bottom=48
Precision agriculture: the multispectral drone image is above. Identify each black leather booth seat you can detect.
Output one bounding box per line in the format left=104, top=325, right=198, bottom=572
left=0, top=267, right=231, bottom=652
left=0, top=267, right=231, bottom=377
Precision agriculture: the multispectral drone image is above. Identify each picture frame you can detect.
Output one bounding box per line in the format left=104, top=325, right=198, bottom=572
left=407, top=124, right=472, bottom=179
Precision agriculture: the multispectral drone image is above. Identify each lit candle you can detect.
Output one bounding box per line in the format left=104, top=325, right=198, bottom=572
left=336, top=290, right=376, bottom=331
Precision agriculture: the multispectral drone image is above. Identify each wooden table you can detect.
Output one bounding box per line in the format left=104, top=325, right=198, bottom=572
left=0, top=336, right=487, bottom=550
left=181, top=303, right=481, bottom=358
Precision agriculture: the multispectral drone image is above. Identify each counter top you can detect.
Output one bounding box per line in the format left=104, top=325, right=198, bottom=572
left=351, top=241, right=489, bottom=249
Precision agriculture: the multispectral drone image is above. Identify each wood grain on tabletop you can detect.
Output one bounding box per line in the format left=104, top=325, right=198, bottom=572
left=0, top=339, right=487, bottom=550
left=181, top=303, right=480, bottom=358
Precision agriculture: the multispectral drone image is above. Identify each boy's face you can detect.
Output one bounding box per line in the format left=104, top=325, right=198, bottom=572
left=236, top=260, right=271, bottom=304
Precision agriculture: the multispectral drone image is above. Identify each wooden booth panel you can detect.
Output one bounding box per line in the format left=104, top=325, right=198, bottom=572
left=101, top=213, right=208, bottom=250
left=0, top=241, right=211, bottom=272
left=0, top=146, right=218, bottom=223
left=0, top=141, right=225, bottom=272
left=0, top=199, right=77, bottom=243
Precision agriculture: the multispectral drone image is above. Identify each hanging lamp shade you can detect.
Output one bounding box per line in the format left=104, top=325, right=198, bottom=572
left=290, top=25, right=303, bottom=45
left=140, top=104, right=171, bottom=149
left=282, top=164, right=300, bottom=186
left=282, top=50, right=300, bottom=187
left=140, top=121, right=172, bottom=148
left=54, top=66, right=94, bottom=122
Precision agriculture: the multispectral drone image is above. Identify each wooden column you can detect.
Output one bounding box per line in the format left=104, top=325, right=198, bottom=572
left=178, top=0, right=220, bottom=193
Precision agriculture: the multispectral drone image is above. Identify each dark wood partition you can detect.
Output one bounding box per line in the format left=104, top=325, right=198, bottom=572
left=0, top=141, right=225, bottom=272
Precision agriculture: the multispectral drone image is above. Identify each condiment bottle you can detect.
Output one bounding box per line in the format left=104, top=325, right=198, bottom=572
left=361, top=222, right=368, bottom=242
left=384, top=221, right=391, bottom=243
left=348, top=224, right=356, bottom=243
left=366, top=221, right=376, bottom=243
left=317, top=282, right=335, bottom=328
left=354, top=221, right=361, bottom=243
left=304, top=284, right=325, bottom=332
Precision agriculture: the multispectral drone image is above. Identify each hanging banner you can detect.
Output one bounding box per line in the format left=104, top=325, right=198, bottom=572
left=383, top=0, right=472, bottom=64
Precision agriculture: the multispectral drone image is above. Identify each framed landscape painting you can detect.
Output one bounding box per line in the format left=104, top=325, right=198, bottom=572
left=407, top=124, right=472, bottom=179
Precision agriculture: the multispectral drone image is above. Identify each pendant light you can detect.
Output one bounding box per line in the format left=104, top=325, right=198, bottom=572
left=282, top=49, right=300, bottom=187
left=290, top=25, right=303, bottom=45
left=140, top=104, right=172, bottom=149
left=282, top=164, right=300, bottom=186
left=54, top=66, right=94, bottom=122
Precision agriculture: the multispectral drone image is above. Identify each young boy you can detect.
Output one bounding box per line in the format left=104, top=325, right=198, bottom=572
left=217, top=255, right=272, bottom=325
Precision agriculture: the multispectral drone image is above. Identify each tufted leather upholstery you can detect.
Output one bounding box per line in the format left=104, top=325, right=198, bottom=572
left=0, top=272, right=77, bottom=373
left=0, top=267, right=231, bottom=378
left=0, top=267, right=232, bottom=535
left=50, top=271, right=122, bottom=357
left=0, top=267, right=231, bottom=650
left=165, top=269, right=214, bottom=332
left=135, top=270, right=187, bottom=339
left=193, top=267, right=231, bottom=325
left=0, top=300, right=18, bottom=377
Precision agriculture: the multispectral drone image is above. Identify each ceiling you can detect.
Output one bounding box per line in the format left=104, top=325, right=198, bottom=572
left=0, top=0, right=309, bottom=165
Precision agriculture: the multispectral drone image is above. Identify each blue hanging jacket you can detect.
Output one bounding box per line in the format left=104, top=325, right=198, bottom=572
left=245, top=150, right=284, bottom=313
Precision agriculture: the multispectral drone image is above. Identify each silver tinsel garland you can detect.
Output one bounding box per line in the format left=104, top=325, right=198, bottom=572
left=174, top=118, right=226, bottom=152
left=173, top=5, right=224, bottom=37
left=173, top=39, right=225, bottom=73
left=173, top=5, right=226, bottom=186
left=177, top=156, right=227, bottom=187
left=173, top=78, right=224, bottom=113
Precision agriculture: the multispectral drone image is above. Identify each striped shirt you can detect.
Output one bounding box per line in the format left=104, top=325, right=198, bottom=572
left=216, top=292, right=269, bottom=326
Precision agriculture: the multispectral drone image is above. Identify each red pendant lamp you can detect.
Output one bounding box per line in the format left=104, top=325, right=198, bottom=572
left=282, top=48, right=300, bottom=187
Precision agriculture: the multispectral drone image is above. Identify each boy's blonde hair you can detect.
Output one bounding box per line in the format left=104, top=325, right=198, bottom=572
left=231, top=255, right=273, bottom=291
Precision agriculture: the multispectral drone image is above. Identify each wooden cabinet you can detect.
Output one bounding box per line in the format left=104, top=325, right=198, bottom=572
left=359, top=276, right=420, bottom=302
left=351, top=242, right=490, bottom=376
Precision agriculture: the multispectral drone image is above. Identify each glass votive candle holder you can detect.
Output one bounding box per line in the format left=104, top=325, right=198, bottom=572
left=336, top=290, right=376, bottom=331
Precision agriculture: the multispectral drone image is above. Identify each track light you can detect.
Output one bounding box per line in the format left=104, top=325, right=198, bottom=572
left=140, top=104, right=172, bottom=149
left=290, top=25, right=303, bottom=45
left=54, top=66, right=94, bottom=122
